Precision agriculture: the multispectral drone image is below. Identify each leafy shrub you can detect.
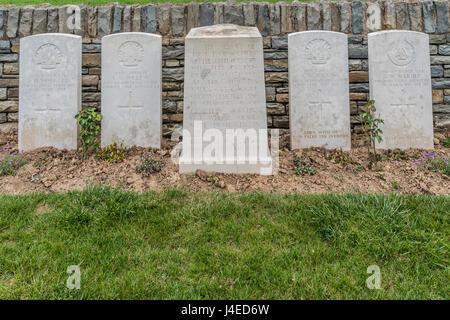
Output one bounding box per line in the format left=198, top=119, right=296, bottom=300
left=360, top=100, right=384, bottom=157
left=75, top=107, right=102, bottom=155
left=0, top=148, right=26, bottom=176
left=136, top=156, right=162, bottom=177
left=414, top=152, right=449, bottom=176
left=293, top=158, right=316, bottom=176
left=96, top=141, right=126, bottom=163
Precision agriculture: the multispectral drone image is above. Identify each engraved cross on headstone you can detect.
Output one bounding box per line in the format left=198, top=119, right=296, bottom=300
left=34, top=93, right=61, bottom=113
left=118, top=90, right=144, bottom=109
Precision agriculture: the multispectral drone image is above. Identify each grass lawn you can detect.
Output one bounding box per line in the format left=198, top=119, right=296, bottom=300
left=0, top=186, right=448, bottom=299
left=1, top=0, right=322, bottom=6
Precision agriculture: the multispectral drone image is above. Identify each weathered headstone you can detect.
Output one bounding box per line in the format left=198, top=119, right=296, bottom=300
left=368, top=31, right=434, bottom=150
left=19, top=34, right=81, bottom=151
left=288, top=31, right=351, bottom=150
left=180, top=24, right=272, bottom=174
left=101, top=32, right=162, bottom=148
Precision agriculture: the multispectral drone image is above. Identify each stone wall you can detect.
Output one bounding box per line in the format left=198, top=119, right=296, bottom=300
left=0, top=1, right=449, bottom=136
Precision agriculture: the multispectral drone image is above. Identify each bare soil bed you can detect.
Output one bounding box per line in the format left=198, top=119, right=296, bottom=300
left=0, top=131, right=449, bottom=195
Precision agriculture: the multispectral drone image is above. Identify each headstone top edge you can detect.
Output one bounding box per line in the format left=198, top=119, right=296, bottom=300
left=288, top=30, right=348, bottom=39
left=187, top=24, right=262, bottom=39
left=102, top=32, right=162, bottom=41
left=21, top=33, right=82, bottom=42
left=368, top=30, right=429, bottom=39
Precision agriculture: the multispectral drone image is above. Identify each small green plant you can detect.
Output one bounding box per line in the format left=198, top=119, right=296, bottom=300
left=75, top=107, right=102, bottom=155
left=414, top=152, right=450, bottom=176
left=384, top=148, right=408, bottom=160
left=96, top=141, right=126, bottom=163
left=391, top=180, right=399, bottom=190
left=353, top=164, right=364, bottom=174
left=360, top=100, right=384, bottom=158
left=207, top=175, right=226, bottom=188
left=293, top=158, right=316, bottom=176
left=33, top=157, right=51, bottom=168
left=0, top=148, right=27, bottom=176
left=442, top=133, right=450, bottom=148
left=325, top=149, right=354, bottom=167
left=368, top=153, right=386, bottom=170
left=136, top=156, right=163, bottom=177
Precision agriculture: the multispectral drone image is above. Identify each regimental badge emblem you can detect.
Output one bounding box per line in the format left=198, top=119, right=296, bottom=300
left=33, top=43, right=65, bottom=70
left=387, top=40, right=414, bottom=67
left=305, top=39, right=332, bottom=65
left=118, top=41, right=144, bottom=67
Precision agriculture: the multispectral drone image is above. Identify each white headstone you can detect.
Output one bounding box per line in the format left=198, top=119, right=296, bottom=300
left=368, top=31, right=434, bottom=150
left=179, top=24, right=272, bottom=174
left=288, top=31, right=351, bottom=150
left=19, top=34, right=81, bottom=151
left=101, top=32, right=162, bottom=148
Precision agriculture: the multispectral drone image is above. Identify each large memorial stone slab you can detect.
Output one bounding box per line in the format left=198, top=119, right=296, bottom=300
left=19, top=34, right=81, bottom=151
left=288, top=31, right=351, bottom=150
left=101, top=32, right=162, bottom=148
left=368, top=31, right=434, bottom=150
left=179, top=24, right=272, bottom=174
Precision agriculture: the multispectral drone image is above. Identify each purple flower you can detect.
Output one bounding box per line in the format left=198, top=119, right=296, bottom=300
left=414, top=161, right=419, bottom=165
left=14, top=162, right=18, bottom=166
left=10, top=152, right=15, bottom=156
left=446, top=161, right=449, bottom=165
left=20, top=150, right=24, bottom=153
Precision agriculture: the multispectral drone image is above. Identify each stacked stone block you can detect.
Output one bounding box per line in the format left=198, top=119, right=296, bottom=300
left=0, top=1, right=449, bottom=135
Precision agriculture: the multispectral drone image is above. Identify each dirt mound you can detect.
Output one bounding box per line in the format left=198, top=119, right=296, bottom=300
left=0, top=131, right=448, bottom=195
